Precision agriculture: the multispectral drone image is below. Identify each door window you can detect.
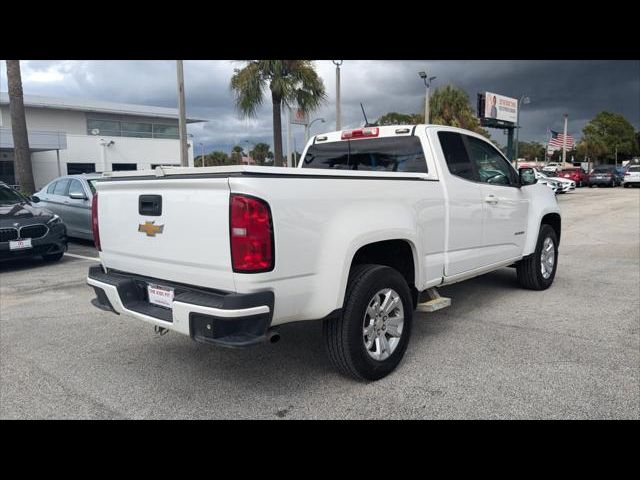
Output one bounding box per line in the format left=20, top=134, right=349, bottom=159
left=465, top=136, right=517, bottom=186
left=68, top=179, right=86, bottom=198
left=47, top=181, right=58, bottom=194
left=52, top=179, right=71, bottom=196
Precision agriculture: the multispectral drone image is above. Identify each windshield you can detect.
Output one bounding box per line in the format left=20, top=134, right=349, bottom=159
left=302, top=137, right=427, bottom=173
left=0, top=185, right=28, bottom=205
left=629, top=166, right=640, bottom=172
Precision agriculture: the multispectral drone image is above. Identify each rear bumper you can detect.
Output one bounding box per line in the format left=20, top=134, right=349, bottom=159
left=589, top=177, right=615, bottom=185
left=87, top=265, right=274, bottom=348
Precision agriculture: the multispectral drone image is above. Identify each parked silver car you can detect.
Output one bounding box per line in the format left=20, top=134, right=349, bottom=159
left=33, top=174, right=100, bottom=240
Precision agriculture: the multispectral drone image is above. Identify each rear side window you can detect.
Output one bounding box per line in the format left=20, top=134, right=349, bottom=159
left=629, top=166, right=640, bottom=172
left=438, top=132, right=476, bottom=181
left=52, top=179, right=70, bottom=195
left=302, top=137, right=427, bottom=173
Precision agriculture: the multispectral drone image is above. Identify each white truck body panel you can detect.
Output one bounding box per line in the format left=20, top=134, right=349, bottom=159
left=92, top=125, right=560, bottom=331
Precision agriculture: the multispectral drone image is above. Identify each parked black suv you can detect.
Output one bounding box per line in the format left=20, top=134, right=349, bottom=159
left=0, top=183, right=67, bottom=261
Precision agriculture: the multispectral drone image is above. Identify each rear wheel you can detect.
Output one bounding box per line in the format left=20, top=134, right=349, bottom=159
left=323, top=264, right=413, bottom=381
left=516, top=224, right=558, bottom=290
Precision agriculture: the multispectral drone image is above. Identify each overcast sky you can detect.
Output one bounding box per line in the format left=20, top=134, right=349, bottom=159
left=1, top=60, right=638, bottom=154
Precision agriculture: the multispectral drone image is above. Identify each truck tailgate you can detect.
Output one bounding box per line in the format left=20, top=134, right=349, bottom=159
left=96, top=178, right=235, bottom=292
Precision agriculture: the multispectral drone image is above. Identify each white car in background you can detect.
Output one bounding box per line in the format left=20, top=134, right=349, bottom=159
left=622, top=165, right=640, bottom=187
left=535, top=170, right=575, bottom=194
left=534, top=170, right=561, bottom=194
left=541, top=162, right=563, bottom=174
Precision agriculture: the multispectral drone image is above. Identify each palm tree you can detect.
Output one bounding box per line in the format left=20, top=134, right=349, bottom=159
left=5, top=60, right=35, bottom=193
left=230, top=61, right=326, bottom=167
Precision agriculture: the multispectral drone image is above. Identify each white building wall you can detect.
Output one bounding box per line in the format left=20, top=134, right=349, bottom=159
left=0, top=106, right=87, bottom=134
left=30, top=134, right=194, bottom=189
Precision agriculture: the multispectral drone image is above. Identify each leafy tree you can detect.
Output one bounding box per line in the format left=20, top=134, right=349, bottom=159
left=377, top=112, right=422, bottom=125
left=517, top=141, right=546, bottom=162
left=375, top=84, right=490, bottom=140
left=230, top=61, right=326, bottom=167
left=430, top=85, right=490, bottom=138
left=579, top=111, right=636, bottom=164
left=5, top=60, right=35, bottom=193
left=249, top=142, right=272, bottom=165
left=230, top=145, right=244, bottom=164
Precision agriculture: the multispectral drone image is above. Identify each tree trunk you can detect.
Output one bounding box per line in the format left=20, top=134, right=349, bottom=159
left=6, top=60, right=35, bottom=194
left=271, top=90, right=284, bottom=167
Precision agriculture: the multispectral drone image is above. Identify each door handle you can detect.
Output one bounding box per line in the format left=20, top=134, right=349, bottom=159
left=484, top=195, right=498, bottom=205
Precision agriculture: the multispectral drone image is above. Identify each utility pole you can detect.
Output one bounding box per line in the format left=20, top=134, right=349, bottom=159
left=561, top=113, right=568, bottom=164
left=418, top=71, right=436, bottom=124
left=176, top=60, right=189, bottom=167
left=286, top=106, right=293, bottom=167
left=332, top=61, right=343, bottom=130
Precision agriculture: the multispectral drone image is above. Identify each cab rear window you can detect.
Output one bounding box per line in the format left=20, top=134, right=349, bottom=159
left=302, top=136, right=427, bottom=173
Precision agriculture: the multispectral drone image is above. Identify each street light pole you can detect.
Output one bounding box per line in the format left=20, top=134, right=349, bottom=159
left=176, top=60, right=189, bottom=167
left=332, top=61, right=343, bottom=130
left=305, top=118, right=326, bottom=143
left=515, top=95, right=530, bottom=169
left=418, top=71, right=437, bottom=124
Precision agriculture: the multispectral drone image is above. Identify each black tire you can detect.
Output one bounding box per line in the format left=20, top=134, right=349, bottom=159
left=42, top=251, right=64, bottom=262
left=610, top=179, right=615, bottom=188
left=516, top=224, right=559, bottom=290
left=589, top=184, right=594, bottom=188
left=323, top=264, right=413, bottom=381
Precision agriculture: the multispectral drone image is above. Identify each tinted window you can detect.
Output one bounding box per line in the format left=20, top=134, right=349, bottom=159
left=466, top=136, right=516, bottom=186
left=53, top=179, right=70, bottom=195
left=302, top=137, right=427, bottom=173
left=0, top=185, right=26, bottom=204
left=438, top=131, right=476, bottom=181
left=67, top=163, right=96, bottom=175
left=629, top=166, right=640, bottom=172
left=68, top=179, right=85, bottom=197
left=593, top=166, right=614, bottom=172
left=111, top=163, right=137, bottom=171
left=47, top=181, right=58, bottom=194
left=87, top=180, right=98, bottom=195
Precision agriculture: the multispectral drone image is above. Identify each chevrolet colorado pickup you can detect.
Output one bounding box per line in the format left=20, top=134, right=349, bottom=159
left=87, top=125, right=561, bottom=380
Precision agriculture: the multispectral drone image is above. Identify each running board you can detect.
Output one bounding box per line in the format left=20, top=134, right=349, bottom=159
left=416, top=287, right=451, bottom=313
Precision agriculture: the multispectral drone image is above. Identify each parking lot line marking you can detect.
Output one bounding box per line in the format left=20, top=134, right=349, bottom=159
left=65, top=253, right=100, bottom=261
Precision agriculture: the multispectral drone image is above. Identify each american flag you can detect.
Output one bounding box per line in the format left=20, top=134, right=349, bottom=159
left=547, top=129, right=575, bottom=153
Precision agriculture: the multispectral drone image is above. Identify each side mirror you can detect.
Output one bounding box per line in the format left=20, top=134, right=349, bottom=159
left=69, top=191, right=88, bottom=200
left=31, top=195, right=41, bottom=203
left=519, top=167, right=537, bottom=186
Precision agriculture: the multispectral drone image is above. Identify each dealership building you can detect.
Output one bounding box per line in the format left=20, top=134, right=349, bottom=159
left=0, top=92, right=204, bottom=189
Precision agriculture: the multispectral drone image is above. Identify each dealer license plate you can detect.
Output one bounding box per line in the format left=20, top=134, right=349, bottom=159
left=9, top=238, right=32, bottom=250
left=147, top=284, right=174, bottom=309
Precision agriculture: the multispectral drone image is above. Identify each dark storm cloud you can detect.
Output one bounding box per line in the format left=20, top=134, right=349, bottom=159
left=1, top=60, right=638, bottom=153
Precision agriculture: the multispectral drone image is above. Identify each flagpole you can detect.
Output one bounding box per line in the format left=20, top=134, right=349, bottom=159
left=562, top=114, right=568, bottom=164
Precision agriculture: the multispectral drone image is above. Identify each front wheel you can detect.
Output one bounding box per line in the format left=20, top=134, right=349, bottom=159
left=516, top=224, right=558, bottom=290
left=323, top=264, right=413, bottom=381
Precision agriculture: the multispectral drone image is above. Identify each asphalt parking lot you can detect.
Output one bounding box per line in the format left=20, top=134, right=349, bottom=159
left=1, top=187, right=638, bottom=419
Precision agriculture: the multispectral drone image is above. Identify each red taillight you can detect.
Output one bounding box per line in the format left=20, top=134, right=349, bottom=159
left=229, top=194, right=273, bottom=272
left=91, top=193, right=101, bottom=251
left=341, top=127, right=379, bottom=140
left=625, top=172, right=631, bottom=176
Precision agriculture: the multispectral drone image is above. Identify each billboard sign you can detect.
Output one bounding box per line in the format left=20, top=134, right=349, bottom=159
left=483, top=92, right=518, bottom=124
left=290, top=107, right=308, bottom=125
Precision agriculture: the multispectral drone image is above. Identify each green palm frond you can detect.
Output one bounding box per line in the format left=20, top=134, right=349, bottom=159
left=230, top=61, right=267, bottom=118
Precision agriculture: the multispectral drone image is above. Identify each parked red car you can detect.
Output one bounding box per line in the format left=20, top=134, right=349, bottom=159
left=558, top=168, right=589, bottom=187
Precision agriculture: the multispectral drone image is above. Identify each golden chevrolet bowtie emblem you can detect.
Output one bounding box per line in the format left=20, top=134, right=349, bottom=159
left=138, top=221, right=164, bottom=237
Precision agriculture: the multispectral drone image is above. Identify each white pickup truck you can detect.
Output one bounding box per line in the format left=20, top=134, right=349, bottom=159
left=87, top=125, right=561, bottom=380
